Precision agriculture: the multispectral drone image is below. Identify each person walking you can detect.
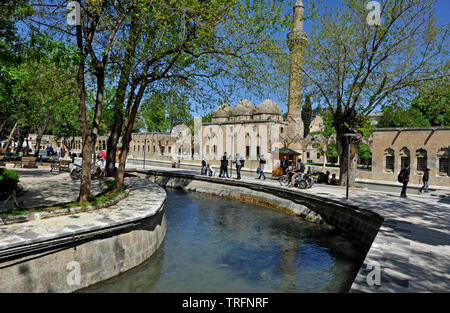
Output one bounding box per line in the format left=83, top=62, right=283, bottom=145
left=99, top=150, right=106, bottom=167
left=201, top=158, right=207, bottom=175
left=281, top=156, right=289, bottom=175
left=235, top=153, right=244, bottom=180
left=399, top=164, right=410, bottom=198
left=256, top=155, right=266, bottom=180
left=220, top=152, right=230, bottom=178
left=419, top=168, right=430, bottom=193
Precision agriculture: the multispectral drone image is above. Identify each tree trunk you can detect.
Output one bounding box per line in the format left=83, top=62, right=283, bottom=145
left=34, top=113, right=51, bottom=157
left=115, top=82, right=147, bottom=191
left=79, top=135, right=93, bottom=202
left=5, top=120, right=18, bottom=152
left=105, top=18, right=139, bottom=177
left=15, top=127, right=23, bottom=155
left=336, top=134, right=358, bottom=187
left=0, top=120, right=6, bottom=135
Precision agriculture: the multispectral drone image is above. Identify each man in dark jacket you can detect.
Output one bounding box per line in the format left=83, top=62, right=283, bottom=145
left=399, top=164, right=410, bottom=198
left=281, top=156, right=289, bottom=175
left=419, top=168, right=430, bottom=193
left=220, top=152, right=230, bottom=178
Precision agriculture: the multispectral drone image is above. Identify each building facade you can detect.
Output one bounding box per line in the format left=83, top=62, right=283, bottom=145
left=371, top=127, right=450, bottom=186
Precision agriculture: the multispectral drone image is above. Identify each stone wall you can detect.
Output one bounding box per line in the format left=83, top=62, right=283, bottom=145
left=0, top=212, right=167, bottom=292
left=0, top=179, right=167, bottom=293
left=371, top=127, right=450, bottom=186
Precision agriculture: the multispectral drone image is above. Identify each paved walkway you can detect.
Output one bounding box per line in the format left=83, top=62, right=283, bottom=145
left=1, top=165, right=103, bottom=210
left=127, top=163, right=450, bottom=293
left=0, top=178, right=165, bottom=252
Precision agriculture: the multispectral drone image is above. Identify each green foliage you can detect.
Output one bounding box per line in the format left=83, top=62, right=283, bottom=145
left=0, top=168, right=19, bottom=194
left=141, top=91, right=192, bottom=132
left=326, top=143, right=338, bottom=159
left=202, top=113, right=213, bottom=124
left=377, top=105, right=431, bottom=128
left=302, top=95, right=313, bottom=137
left=358, top=143, right=372, bottom=161
left=411, top=83, right=450, bottom=126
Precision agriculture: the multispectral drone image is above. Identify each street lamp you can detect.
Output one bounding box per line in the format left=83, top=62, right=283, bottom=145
left=343, top=133, right=357, bottom=200
left=143, top=139, right=147, bottom=169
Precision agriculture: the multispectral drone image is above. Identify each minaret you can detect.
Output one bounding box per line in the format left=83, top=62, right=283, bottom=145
left=286, top=0, right=307, bottom=141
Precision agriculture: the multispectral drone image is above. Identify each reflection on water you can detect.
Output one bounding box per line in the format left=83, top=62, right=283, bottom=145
left=84, top=191, right=364, bottom=293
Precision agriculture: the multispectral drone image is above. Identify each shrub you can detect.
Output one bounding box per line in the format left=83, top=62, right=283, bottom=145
left=0, top=168, right=20, bottom=194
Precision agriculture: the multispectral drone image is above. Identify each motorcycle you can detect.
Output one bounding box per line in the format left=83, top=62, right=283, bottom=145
left=70, top=161, right=104, bottom=180
left=295, top=172, right=314, bottom=189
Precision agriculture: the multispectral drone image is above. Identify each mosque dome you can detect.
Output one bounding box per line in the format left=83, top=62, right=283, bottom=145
left=256, top=99, right=282, bottom=115
left=232, top=99, right=256, bottom=116
left=213, top=103, right=232, bottom=117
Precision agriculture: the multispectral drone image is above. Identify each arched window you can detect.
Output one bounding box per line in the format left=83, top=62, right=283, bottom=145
left=384, top=148, right=395, bottom=172
left=245, top=134, right=250, bottom=158
left=399, top=147, right=410, bottom=169
left=416, top=149, right=427, bottom=172
left=256, top=135, right=261, bottom=158
left=438, top=147, right=449, bottom=175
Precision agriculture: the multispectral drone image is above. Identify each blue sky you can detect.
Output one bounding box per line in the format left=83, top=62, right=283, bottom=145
left=193, top=0, right=450, bottom=117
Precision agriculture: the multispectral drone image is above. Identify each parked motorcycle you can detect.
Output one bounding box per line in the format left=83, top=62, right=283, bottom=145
left=70, top=161, right=104, bottom=180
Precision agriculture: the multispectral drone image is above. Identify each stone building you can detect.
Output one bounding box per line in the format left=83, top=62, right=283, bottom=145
left=371, top=127, right=450, bottom=186
left=128, top=124, right=192, bottom=161
left=200, top=99, right=286, bottom=171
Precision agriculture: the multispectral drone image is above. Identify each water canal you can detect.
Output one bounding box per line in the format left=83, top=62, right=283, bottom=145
left=84, top=190, right=365, bottom=292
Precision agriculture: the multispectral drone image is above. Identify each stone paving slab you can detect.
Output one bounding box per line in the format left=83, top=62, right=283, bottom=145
left=2, top=165, right=103, bottom=210
left=0, top=178, right=166, bottom=252
left=128, top=164, right=450, bottom=293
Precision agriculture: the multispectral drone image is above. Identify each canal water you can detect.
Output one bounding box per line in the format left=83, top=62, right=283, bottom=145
left=84, top=191, right=365, bottom=293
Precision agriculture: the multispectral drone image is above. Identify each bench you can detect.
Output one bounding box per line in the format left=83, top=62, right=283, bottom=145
left=14, top=156, right=38, bottom=168
left=50, top=159, right=71, bottom=172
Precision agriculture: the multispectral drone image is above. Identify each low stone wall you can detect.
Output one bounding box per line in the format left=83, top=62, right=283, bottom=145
left=0, top=179, right=167, bottom=292
left=135, top=170, right=384, bottom=250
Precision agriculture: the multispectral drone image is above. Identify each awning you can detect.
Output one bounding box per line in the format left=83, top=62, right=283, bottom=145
left=272, top=148, right=301, bottom=155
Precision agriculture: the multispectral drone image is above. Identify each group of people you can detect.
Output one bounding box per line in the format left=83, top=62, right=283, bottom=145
left=398, top=164, right=430, bottom=197
left=201, top=152, right=269, bottom=180
left=315, top=171, right=339, bottom=185
left=46, top=144, right=67, bottom=158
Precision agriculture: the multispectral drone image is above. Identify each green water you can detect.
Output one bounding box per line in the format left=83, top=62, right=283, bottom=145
left=84, top=191, right=364, bottom=293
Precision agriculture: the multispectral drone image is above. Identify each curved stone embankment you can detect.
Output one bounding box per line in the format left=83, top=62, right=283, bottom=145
left=134, top=169, right=384, bottom=250
left=0, top=178, right=167, bottom=293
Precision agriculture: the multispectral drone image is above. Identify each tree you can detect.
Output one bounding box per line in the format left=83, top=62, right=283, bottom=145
left=411, top=82, right=450, bottom=126
left=111, top=0, right=293, bottom=191
left=140, top=91, right=192, bottom=133
left=301, top=94, right=312, bottom=137
left=358, top=143, right=372, bottom=166
left=377, top=104, right=430, bottom=128
left=302, top=0, right=448, bottom=186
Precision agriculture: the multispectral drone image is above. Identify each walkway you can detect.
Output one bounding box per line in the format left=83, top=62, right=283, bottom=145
left=2, top=165, right=103, bottom=210
left=126, top=163, right=450, bottom=293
